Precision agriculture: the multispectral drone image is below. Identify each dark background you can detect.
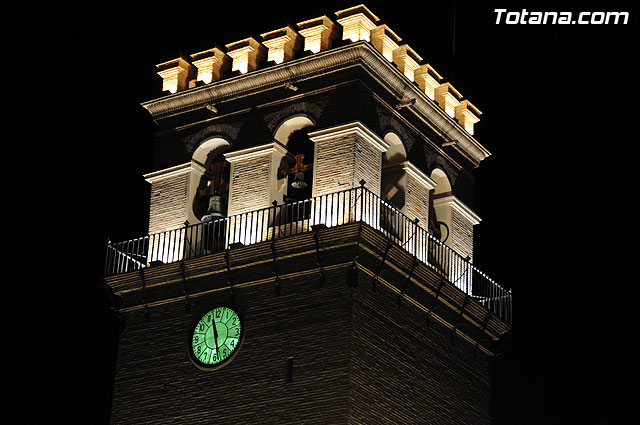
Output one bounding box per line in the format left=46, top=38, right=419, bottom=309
left=51, top=0, right=636, bottom=423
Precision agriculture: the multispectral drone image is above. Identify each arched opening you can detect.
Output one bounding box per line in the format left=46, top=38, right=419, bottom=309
left=380, top=131, right=408, bottom=239
left=274, top=115, right=315, bottom=145
left=383, top=132, right=407, bottom=166
left=186, top=137, right=232, bottom=256
left=429, top=168, right=452, bottom=242
left=273, top=116, right=315, bottom=226
left=381, top=131, right=408, bottom=208
left=281, top=129, right=314, bottom=204
left=190, top=137, right=232, bottom=224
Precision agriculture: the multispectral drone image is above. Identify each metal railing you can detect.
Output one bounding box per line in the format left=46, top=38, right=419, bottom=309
left=104, top=185, right=512, bottom=323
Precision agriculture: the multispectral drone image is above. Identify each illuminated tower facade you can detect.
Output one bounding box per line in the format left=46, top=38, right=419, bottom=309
left=104, top=5, right=511, bottom=424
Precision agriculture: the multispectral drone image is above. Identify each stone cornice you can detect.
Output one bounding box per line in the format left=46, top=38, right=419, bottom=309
left=223, top=141, right=288, bottom=162
left=141, top=41, right=490, bottom=166
left=433, top=195, right=482, bottom=225
left=402, top=161, right=437, bottom=190
left=308, top=121, right=390, bottom=152
left=143, top=162, right=191, bottom=183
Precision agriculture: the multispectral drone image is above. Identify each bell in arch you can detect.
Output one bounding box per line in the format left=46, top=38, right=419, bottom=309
left=199, top=157, right=229, bottom=222
left=202, top=194, right=225, bottom=222
left=291, top=171, right=307, bottom=189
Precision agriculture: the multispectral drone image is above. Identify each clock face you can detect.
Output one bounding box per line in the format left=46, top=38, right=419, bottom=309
left=190, top=306, right=243, bottom=369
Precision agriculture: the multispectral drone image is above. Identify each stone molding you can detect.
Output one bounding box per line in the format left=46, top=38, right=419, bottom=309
left=402, top=161, right=437, bottom=191
left=142, top=42, right=490, bottom=166
left=143, top=163, right=191, bottom=183
left=433, top=195, right=482, bottom=225
left=223, top=141, right=288, bottom=163
left=308, top=121, right=390, bottom=153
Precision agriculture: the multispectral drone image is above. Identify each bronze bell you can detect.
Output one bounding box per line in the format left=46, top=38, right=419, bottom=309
left=291, top=171, right=307, bottom=189
left=202, top=195, right=225, bottom=222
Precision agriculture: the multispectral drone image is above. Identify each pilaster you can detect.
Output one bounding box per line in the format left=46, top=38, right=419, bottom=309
left=433, top=195, right=481, bottom=261
left=144, top=163, right=192, bottom=234
left=402, top=161, right=437, bottom=226
left=309, top=122, right=390, bottom=197
left=224, top=142, right=288, bottom=216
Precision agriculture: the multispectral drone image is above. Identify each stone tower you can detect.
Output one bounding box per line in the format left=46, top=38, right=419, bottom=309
left=104, top=4, right=511, bottom=424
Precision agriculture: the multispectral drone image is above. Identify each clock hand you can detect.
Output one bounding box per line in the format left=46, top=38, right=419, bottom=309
left=212, top=316, right=220, bottom=358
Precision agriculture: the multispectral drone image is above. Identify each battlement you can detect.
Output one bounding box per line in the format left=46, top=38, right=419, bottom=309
left=153, top=4, right=483, bottom=136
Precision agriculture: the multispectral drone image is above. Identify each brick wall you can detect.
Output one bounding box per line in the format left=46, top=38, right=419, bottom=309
left=146, top=166, right=190, bottom=235
left=111, top=268, right=353, bottom=424
left=403, top=162, right=436, bottom=228
left=434, top=195, right=481, bottom=263
left=451, top=207, right=475, bottom=261
left=311, top=122, right=389, bottom=197
left=404, top=174, right=429, bottom=224
left=110, top=254, right=491, bottom=424
left=227, top=151, right=273, bottom=216
left=350, top=284, right=490, bottom=425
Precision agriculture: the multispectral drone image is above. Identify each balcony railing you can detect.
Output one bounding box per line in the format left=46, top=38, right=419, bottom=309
left=104, top=185, right=512, bottom=323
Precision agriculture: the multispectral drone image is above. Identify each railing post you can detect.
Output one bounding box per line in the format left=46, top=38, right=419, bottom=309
left=359, top=180, right=366, bottom=223
left=104, top=238, right=111, bottom=276
left=271, top=200, right=278, bottom=240
left=413, top=218, right=419, bottom=258
left=182, top=220, right=190, bottom=260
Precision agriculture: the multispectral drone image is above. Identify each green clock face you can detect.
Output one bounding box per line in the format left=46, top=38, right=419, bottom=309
left=191, top=306, right=243, bottom=369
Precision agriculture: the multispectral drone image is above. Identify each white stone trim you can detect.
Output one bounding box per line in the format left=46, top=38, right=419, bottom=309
left=142, top=42, right=490, bottom=166
left=143, top=163, right=191, bottom=183
left=189, top=160, right=207, bottom=175
left=433, top=195, right=482, bottom=225
left=308, top=121, right=390, bottom=152
left=273, top=115, right=316, bottom=145
left=402, top=161, right=436, bottom=190
left=224, top=141, right=288, bottom=162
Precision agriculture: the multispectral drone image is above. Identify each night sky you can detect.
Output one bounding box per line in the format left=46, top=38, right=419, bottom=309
left=57, top=1, right=636, bottom=423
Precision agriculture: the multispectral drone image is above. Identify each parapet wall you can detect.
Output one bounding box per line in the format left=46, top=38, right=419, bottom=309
left=154, top=4, right=483, bottom=136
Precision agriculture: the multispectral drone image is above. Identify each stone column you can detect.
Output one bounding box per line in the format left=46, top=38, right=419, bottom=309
left=370, top=24, right=402, bottom=62
left=224, top=143, right=288, bottom=245
left=402, top=161, right=436, bottom=227
left=309, top=122, right=389, bottom=229
left=143, top=164, right=192, bottom=264
left=435, top=83, right=463, bottom=118
left=309, top=122, right=390, bottom=197
left=144, top=164, right=191, bottom=235
left=335, top=4, right=379, bottom=43
left=392, top=45, right=422, bottom=82
left=433, top=195, right=481, bottom=292
left=413, top=64, right=443, bottom=100
left=382, top=161, right=436, bottom=261
left=454, top=100, right=482, bottom=135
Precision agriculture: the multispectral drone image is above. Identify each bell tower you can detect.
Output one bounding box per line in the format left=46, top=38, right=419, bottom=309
left=104, top=4, right=511, bottom=424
